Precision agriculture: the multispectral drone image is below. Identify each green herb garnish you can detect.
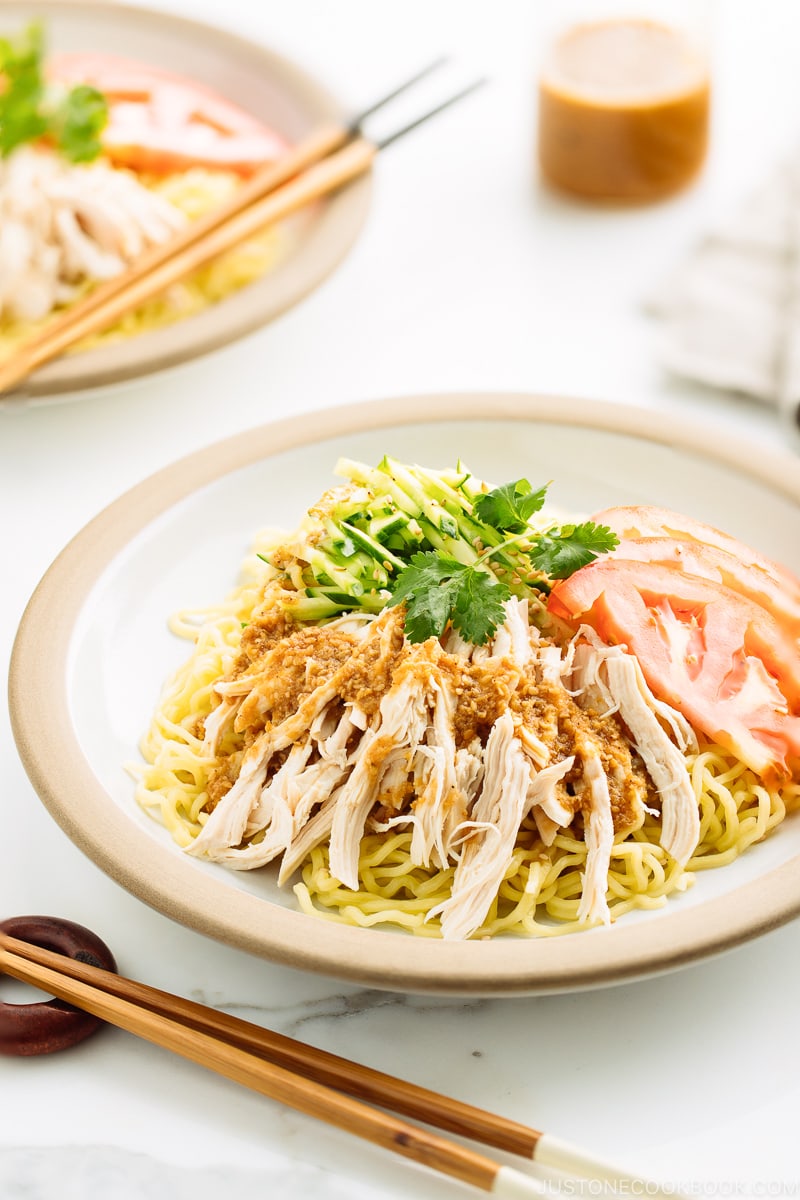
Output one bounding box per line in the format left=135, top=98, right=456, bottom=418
left=50, top=82, right=109, bottom=162
left=382, top=469, right=617, bottom=643
left=473, top=478, right=548, bottom=533
left=386, top=510, right=617, bottom=644
left=528, top=521, right=619, bottom=579
left=0, top=23, right=108, bottom=161
left=389, top=552, right=510, bottom=645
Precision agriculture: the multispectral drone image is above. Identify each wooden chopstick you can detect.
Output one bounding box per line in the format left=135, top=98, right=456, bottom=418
left=0, top=131, right=372, bottom=396
left=0, top=936, right=544, bottom=1198
left=0, top=931, right=664, bottom=1195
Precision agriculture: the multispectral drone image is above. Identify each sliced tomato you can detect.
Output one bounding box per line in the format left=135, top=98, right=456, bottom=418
left=594, top=505, right=800, bottom=605
left=548, top=559, right=800, bottom=781
left=48, top=53, right=287, bottom=176
left=609, top=536, right=800, bottom=638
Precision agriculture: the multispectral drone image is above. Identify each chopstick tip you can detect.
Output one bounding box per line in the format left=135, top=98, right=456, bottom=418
left=375, top=75, right=489, bottom=150
left=533, top=1134, right=681, bottom=1199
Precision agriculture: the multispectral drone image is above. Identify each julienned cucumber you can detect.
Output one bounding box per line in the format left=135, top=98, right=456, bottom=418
left=258, top=455, right=564, bottom=623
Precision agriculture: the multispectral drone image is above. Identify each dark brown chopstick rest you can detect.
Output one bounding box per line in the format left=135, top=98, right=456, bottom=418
left=0, top=916, right=117, bottom=1056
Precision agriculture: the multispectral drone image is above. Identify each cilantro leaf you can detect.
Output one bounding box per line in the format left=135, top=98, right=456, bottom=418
left=529, top=522, right=619, bottom=579
left=0, top=23, right=107, bottom=161
left=389, top=553, right=465, bottom=642
left=450, top=566, right=510, bottom=645
left=388, top=551, right=511, bottom=645
left=389, top=552, right=463, bottom=607
left=53, top=83, right=108, bottom=162
left=473, top=478, right=548, bottom=533
left=0, top=24, right=48, bottom=157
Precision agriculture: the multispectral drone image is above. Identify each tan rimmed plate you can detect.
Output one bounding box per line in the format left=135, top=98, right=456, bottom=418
left=9, top=394, right=800, bottom=994
left=0, top=0, right=371, bottom=400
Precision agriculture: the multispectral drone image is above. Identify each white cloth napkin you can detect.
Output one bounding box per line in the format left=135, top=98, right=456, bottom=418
left=648, top=157, right=800, bottom=435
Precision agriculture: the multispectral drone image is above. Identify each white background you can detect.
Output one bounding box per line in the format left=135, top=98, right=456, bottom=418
left=2, top=2, right=800, bottom=1198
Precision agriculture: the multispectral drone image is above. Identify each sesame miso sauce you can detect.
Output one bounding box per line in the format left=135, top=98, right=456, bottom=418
left=538, top=18, right=710, bottom=202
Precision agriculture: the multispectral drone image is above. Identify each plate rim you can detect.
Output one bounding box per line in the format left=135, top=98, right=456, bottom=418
left=9, top=392, right=800, bottom=994
left=0, top=0, right=372, bottom=400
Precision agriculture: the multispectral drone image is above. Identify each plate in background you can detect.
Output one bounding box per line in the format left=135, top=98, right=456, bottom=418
left=0, top=0, right=371, bottom=400
left=9, top=393, right=800, bottom=994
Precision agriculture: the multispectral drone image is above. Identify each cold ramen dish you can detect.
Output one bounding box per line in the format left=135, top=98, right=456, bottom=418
left=132, top=457, right=800, bottom=940
left=0, top=24, right=287, bottom=358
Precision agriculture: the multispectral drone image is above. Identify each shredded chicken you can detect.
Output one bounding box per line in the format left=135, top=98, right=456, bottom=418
left=431, top=709, right=531, bottom=939
left=0, top=146, right=185, bottom=323
left=568, top=632, right=699, bottom=866
left=187, top=597, right=702, bottom=939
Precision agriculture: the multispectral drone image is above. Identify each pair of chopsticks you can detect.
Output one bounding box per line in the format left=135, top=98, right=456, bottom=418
left=0, top=931, right=671, bottom=1198
left=0, top=59, right=483, bottom=395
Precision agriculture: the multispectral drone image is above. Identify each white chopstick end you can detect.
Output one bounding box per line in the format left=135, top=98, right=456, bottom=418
left=533, top=1133, right=681, bottom=1198
left=493, top=1165, right=548, bottom=1199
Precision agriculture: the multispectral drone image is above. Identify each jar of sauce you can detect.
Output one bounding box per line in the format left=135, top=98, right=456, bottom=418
left=538, top=17, right=710, bottom=202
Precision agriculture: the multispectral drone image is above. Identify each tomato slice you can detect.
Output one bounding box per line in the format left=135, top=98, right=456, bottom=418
left=594, top=506, right=800, bottom=605
left=548, top=559, right=800, bottom=781
left=610, top=536, right=800, bottom=638
left=48, top=53, right=287, bottom=176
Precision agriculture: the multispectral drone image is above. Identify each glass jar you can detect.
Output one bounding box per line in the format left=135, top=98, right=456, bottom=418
left=537, top=1, right=711, bottom=202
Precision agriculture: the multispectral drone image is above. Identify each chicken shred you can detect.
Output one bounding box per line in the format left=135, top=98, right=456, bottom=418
left=187, top=598, right=702, bottom=939
left=0, top=146, right=185, bottom=324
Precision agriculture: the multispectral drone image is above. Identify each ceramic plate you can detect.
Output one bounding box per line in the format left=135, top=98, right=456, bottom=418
left=10, top=394, right=800, bottom=994
left=0, top=0, right=371, bottom=400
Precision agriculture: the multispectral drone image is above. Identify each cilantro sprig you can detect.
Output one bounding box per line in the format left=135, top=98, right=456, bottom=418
left=528, top=521, right=620, bottom=579
left=388, top=476, right=617, bottom=644
left=0, top=23, right=108, bottom=162
left=389, top=552, right=511, bottom=645
left=473, top=478, right=548, bottom=532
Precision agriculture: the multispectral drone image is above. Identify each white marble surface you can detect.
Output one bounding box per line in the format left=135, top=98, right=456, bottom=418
left=2, top=1, right=800, bottom=1197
